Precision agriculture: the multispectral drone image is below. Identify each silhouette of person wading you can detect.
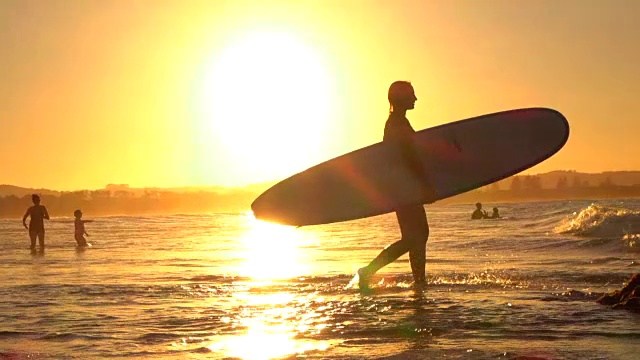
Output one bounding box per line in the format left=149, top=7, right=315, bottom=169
left=22, top=194, right=50, bottom=253
left=471, top=202, right=487, bottom=220
left=357, top=81, right=436, bottom=290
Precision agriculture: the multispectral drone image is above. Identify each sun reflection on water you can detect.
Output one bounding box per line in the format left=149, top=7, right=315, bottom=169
left=235, top=217, right=314, bottom=281
left=209, top=318, right=330, bottom=360
left=209, top=217, right=332, bottom=359
left=209, top=291, right=334, bottom=359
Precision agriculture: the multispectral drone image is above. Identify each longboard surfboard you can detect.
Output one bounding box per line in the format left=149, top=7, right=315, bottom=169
left=252, top=108, right=569, bottom=226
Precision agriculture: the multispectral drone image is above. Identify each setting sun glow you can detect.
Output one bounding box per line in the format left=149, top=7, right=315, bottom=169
left=2, top=1, right=639, bottom=190
left=197, top=30, right=335, bottom=184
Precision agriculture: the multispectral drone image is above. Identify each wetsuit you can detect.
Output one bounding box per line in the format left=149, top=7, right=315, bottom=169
left=359, top=112, right=430, bottom=283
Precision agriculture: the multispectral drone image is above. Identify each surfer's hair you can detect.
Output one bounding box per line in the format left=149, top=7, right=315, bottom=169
left=388, top=80, right=413, bottom=112
left=32, top=194, right=40, bottom=203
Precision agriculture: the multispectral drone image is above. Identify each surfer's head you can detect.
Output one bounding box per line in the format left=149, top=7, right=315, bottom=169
left=475, top=202, right=482, bottom=209
left=32, top=194, right=40, bottom=205
left=74, top=209, right=82, bottom=218
left=388, top=81, right=417, bottom=113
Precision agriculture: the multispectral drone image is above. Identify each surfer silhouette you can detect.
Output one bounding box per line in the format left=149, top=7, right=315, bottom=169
left=74, top=209, right=92, bottom=247
left=489, top=207, right=500, bottom=219
left=471, top=202, right=488, bottom=220
left=357, top=81, right=436, bottom=289
left=22, top=194, right=50, bottom=253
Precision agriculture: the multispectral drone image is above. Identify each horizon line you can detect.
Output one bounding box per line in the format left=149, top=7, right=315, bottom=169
left=2, top=169, right=640, bottom=193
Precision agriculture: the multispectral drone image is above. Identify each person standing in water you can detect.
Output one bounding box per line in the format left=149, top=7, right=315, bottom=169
left=73, top=209, right=92, bottom=247
left=357, top=81, right=436, bottom=289
left=22, top=194, right=50, bottom=253
left=471, top=202, right=488, bottom=220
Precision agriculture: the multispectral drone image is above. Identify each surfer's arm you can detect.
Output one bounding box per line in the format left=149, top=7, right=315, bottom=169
left=399, top=140, right=436, bottom=203
left=43, top=206, right=50, bottom=220
left=402, top=145, right=425, bottom=179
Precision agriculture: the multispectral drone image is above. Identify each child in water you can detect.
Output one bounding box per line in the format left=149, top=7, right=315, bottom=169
left=74, top=209, right=92, bottom=247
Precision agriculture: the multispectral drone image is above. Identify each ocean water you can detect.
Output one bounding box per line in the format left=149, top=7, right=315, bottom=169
left=0, top=199, right=639, bottom=359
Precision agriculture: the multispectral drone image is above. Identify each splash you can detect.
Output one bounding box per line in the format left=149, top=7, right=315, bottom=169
left=556, top=204, right=640, bottom=239
left=623, top=234, right=640, bottom=251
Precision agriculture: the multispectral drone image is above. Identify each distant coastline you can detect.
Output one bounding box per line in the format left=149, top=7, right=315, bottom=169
left=2, top=170, right=639, bottom=218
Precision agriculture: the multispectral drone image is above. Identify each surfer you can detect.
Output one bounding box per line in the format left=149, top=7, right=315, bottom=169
left=74, top=209, right=92, bottom=247
left=357, top=81, right=436, bottom=289
left=471, top=202, right=488, bottom=220
left=489, top=207, right=500, bottom=219
left=22, top=194, right=50, bottom=253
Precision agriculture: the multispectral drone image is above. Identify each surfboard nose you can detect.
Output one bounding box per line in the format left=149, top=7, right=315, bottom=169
left=251, top=192, right=298, bottom=225
left=251, top=195, right=274, bottom=223
left=524, top=108, right=570, bottom=150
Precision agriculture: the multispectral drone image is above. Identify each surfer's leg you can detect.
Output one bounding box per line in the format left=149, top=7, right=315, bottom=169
left=409, top=234, right=428, bottom=283
left=362, top=240, right=410, bottom=274
left=406, top=207, right=429, bottom=284
left=358, top=239, right=410, bottom=288
left=359, top=236, right=427, bottom=289
left=357, top=207, right=424, bottom=289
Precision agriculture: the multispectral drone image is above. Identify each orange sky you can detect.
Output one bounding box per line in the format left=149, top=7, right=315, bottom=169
left=1, top=0, right=639, bottom=191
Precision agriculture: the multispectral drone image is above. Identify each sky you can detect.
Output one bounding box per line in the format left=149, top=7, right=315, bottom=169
left=1, top=0, right=639, bottom=191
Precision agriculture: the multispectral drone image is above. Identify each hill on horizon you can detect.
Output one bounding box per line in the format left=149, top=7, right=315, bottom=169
left=0, top=181, right=278, bottom=198
left=491, top=170, right=640, bottom=190
left=2, top=170, right=640, bottom=199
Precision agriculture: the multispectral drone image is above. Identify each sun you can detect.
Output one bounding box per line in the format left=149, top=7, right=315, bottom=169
left=197, top=30, right=335, bottom=185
